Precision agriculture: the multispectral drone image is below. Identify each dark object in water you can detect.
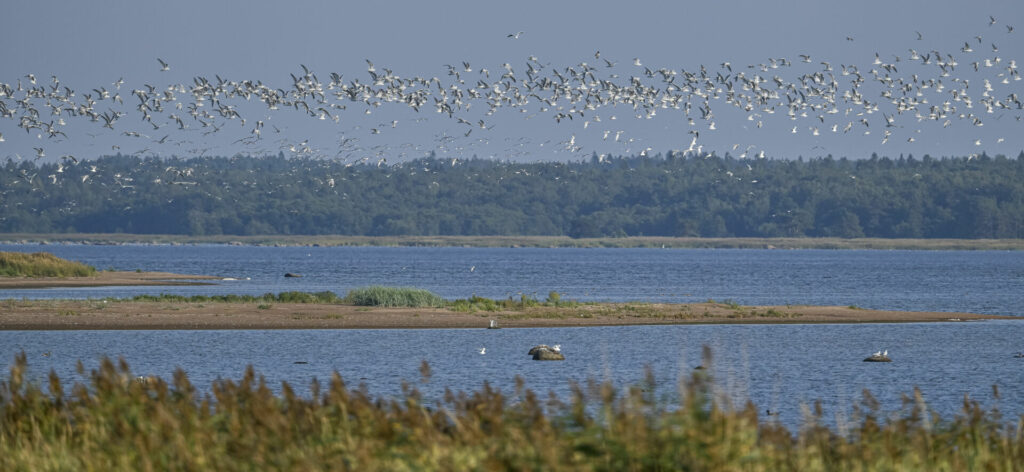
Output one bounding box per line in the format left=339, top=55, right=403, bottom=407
left=284, top=273, right=303, bottom=278
left=293, top=361, right=309, bottom=364
left=529, top=344, right=564, bottom=361
left=1013, top=352, right=1024, bottom=358
left=863, top=354, right=892, bottom=362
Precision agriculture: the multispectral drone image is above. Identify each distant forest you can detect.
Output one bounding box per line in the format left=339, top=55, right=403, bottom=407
left=2, top=151, right=1022, bottom=238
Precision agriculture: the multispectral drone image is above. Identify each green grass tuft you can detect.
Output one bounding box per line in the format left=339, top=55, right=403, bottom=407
left=343, top=286, right=445, bottom=307
left=0, top=251, right=96, bottom=277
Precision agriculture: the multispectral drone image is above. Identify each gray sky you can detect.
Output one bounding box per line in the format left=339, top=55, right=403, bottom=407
left=2, top=0, right=1022, bottom=163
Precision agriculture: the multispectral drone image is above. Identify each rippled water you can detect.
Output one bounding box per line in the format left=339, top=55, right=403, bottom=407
left=3, top=321, right=1023, bottom=428
left=2, top=243, right=1022, bottom=316
left=2, top=243, right=1023, bottom=427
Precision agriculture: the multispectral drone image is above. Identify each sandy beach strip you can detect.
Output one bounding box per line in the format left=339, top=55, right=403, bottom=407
left=0, top=271, right=223, bottom=289
left=0, top=299, right=1014, bottom=330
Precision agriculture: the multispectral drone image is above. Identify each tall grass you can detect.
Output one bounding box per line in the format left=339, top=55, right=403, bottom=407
left=0, top=251, right=96, bottom=277
left=448, top=292, right=581, bottom=312
left=1, top=352, right=1021, bottom=470
left=126, top=291, right=343, bottom=304
left=343, top=286, right=445, bottom=307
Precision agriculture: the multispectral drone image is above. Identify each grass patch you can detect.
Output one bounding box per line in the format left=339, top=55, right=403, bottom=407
left=1, top=352, right=1021, bottom=470
left=0, top=251, right=96, bottom=277
left=448, top=292, right=582, bottom=313
left=343, top=286, right=445, bottom=308
left=123, top=291, right=344, bottom=304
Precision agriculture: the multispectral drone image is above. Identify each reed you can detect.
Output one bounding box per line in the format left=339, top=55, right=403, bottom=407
left=1, top=352, right=1021, bottom=470
left=125, top=291, right=343, bottom=304
left=343, top=286, right=445, bottom=307
left=0, top=251, right=96, bottom=277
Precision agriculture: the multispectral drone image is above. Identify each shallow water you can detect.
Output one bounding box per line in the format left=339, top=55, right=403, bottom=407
left=3, top=320, right=1023, bottom=429
left=2, top=244, right=1022, bottom=316
left=2, top=243, right=1022, bottom=428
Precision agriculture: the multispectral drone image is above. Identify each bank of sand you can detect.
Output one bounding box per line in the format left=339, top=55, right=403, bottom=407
left=0, top=271, right=223, bottom=289
left=0, top=298, right=1014, bottom=330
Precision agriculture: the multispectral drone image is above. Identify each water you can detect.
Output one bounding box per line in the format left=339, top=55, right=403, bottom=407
left=2, top=322, right=1023, bottom=428
left=2, top=243, right=1023, bottom=316
left=2, top=243, right=1023, bottom=427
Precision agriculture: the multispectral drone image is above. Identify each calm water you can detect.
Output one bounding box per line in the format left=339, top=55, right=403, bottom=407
left=2, top=322, right=1023, bottom=428
left=2, top=243, right=1023, bottom=316
left=2, top=244, right=1023, bottom=427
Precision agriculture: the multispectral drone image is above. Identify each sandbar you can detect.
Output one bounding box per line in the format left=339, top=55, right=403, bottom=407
left=0, top=299, right=1013, bottom=330
left=0, top=271, right=222, bottom=289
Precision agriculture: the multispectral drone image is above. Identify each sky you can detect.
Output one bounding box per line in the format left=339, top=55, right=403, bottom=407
left=2, top=0, right=1022, bottom=164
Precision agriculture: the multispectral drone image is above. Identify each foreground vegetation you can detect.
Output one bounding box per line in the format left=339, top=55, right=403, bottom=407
left=0, top=251, right=96, bottom=277
left=1, top=352, right=1021, bottom=470
left=2, top=152, right=1022, bottom=238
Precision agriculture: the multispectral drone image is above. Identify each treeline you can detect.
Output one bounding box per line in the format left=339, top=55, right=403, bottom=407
left=1, top=151, right=1022, bottom=238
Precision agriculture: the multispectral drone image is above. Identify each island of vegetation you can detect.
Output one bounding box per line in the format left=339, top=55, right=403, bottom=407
left=0, top=287, right=1011, bottom=331
left=0, top=251, right=221, bottom=288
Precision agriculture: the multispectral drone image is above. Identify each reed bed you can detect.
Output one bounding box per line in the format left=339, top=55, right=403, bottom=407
left=343, top=286, right=446, bottom=308
left=2, top=351, right=1022, bottom=471
left=126, top=291, right=344, bottom=304
left=0, top=251, right=96, bottom=277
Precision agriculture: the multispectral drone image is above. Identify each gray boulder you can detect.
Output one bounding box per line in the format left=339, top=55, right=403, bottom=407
left=529, top=344, right=565, bottom=361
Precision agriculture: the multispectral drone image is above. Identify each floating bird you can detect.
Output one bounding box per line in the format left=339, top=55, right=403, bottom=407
left=479, top=347, right=486, bottom=355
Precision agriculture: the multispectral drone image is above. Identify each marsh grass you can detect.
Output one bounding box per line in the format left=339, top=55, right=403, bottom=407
left=125, top=291, right=344, bottom=304
left=343, top=286, right=445, bottom=307
left=448, top=292, right=582, bottom=313
left=0, top=251, right=96, bottom=277
left=1, top=351, right=1022, bottom=470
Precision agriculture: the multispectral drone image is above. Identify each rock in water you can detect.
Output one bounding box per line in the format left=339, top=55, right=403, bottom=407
left=528, top=345, right=551, bottom=356
left=284, top=273, right=302, bottom=278
left=863, top=354, right=892, bottom=362
left=529, top=345, right=565, bottom=361
left=533, top=349, right=565, bottom=361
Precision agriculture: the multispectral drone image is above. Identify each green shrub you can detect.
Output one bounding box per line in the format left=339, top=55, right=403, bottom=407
left=0, top=251, right=96, bottom=277
left=343, top=286, right=445, bottom=307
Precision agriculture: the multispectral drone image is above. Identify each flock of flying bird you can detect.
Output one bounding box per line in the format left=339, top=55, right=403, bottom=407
left=1, top=15, right=1022, bottom=190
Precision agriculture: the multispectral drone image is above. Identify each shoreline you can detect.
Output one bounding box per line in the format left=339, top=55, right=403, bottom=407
left=0, top=271, right=222, bottom=289
left=2, top=233, right=1023, bottom=250
left=0, top=299, right=1014, bottom=331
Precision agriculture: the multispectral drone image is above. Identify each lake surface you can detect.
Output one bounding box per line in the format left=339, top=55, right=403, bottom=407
left=1, top=244, right=1023, bottom=428
left=3, top=321, right=1023, bottom=429
left=2, top=243, right=1023, bottom=316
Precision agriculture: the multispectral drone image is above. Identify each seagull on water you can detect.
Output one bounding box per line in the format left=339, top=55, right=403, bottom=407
left=479, top=347, right=486, bottom=355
